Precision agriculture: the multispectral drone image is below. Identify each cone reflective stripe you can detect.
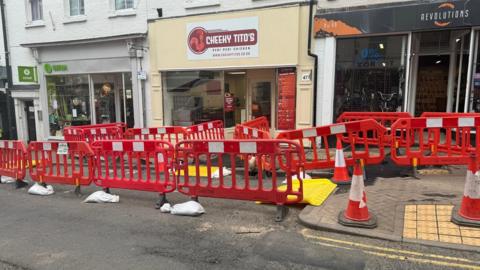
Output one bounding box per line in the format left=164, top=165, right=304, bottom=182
left=338, top=159, right=377, bottom=228
left=452, top=155, right=480, bottom=226
left=332, top=138, right=350, bottom=184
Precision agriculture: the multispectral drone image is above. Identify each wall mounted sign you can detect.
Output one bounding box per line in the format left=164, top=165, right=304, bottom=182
left=315, top=0, right=480, bottom=37
left=187, top=16, right=259, bottom=60
left=18, top=66, right=37, bottom=83
left=44, top=63, right=68, bottom=74
left=277, top=68, right=296, bottom=130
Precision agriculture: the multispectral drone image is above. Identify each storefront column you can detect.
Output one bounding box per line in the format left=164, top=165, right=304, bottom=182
left=465, top=29, right=477, bottom=112
left=314, top=37, right=336, bottom=126
left=130, top=57, right=143, bottom=128
left=446, top=36, right=458, bottom=112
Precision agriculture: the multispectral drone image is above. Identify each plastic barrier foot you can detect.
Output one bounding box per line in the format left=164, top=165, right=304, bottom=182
left=74, top=186, right=82, bottom=196
left=275, top=205, right=288, bottom=222
left=103, top=187, right=111, bottom=194
left=338, top=210, right=377, bottom=229
left=451, top=205, right=480, bottom=228
left=155, top=193, right=169, bottom=209
left=15, top=180, right=28, bottom=189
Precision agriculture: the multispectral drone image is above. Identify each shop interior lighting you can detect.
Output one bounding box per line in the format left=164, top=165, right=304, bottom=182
left=228, top=71, right=246, bottom=75
left=379, top=43, right=384, bottom=49
left=456, top=38, right=461, bottom=43
left=382, top=62, right=386, bottom=67
left=435, top=60, right=442, bottom=64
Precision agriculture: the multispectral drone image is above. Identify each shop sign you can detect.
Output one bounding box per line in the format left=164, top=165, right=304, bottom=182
left=315, top=0, right=480, bottom=37
left=44, top=63, right=68, bottom=74
left=18, top=66, right=37, bottom=83
left=186, top=17, right=258, bottom=60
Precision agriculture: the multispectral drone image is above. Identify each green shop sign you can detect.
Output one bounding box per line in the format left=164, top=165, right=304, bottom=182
left=18, top=66, right=38, bottom=83
left=44, top=63, right=68, bottom=74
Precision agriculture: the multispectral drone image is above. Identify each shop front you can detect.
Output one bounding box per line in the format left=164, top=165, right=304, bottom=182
left=22, top=37, right=146, bottom=139
left=148, top=3, right=314, bottom=137
left=314, top=0, right=480, bottom=123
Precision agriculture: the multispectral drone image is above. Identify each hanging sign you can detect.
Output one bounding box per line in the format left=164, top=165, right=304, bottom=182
left=187, top=17, right=259, bottom=60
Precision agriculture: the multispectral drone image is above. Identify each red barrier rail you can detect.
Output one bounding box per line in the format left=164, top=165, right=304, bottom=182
left=64, top=123, right=126, bottom=141
left=391, top=117, right=480, bottom=167
left=241, top=117, right=270, bottom=134
left=91, top=140, right=176, bottom=208
left=233, top=125, right=270, bottom=140
left=187, top=120, right=224, bottom=140
left=64, top=128, right=86, bottom=141
left=337, top=112, right=412, bottom=145
left=125, top=126, right=188, bottom=144
left=276, top=120, right=386, bottom=171
left=0, top=140, right=27, bottom=183
left=65, top=122, right=126, bottom=131
left=420, top=112, right=480, bottom=118
left=82, top=126, right=124, bottom=143
left=28, top=141, right=94, bottom=193
left=175, top=139, right=304, bottom=221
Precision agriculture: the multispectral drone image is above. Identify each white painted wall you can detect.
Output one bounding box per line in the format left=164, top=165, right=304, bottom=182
left=316, top=0, right=412, bottom=9
left=146, top=0, right=310, bottom=19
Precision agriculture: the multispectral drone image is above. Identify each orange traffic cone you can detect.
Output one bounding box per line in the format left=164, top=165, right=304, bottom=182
left=452, top=154, right=480, bottom=227
left=338, top=159, right=377, bottom=228
left=332, top=138, right=351, bottom=184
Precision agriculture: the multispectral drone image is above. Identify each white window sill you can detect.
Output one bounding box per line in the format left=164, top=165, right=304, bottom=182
left=25, top=20, right=46, bottom=29
left=63, top=15, right=87, bottom=24
left=108, top=9, right=136, bottom=18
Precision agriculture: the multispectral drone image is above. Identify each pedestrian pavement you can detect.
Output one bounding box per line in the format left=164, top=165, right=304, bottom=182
left=298, top=164, right=480, bottom=252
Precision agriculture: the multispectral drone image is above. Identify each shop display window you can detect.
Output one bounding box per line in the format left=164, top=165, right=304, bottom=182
left=164, top=71, right=224, bottom=126
left=47, top=75, right=90, bottom=137
left=334, top=35, right=407, bottom=120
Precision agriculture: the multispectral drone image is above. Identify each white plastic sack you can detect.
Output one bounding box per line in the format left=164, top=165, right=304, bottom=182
left=160, top=203, right=172, bottom=213
left=170, top=201, right=205, bottom=216
left=83, top=191, right=119, bottom=203
left=0, top=176, right=15, bottom=184
left=282, top=173, right=312, bottom=184
left=248, top=156, right=257, bottom=172
left=212, top=167, right=232, bottom=178
left=28, top=183, right=54, bottom=196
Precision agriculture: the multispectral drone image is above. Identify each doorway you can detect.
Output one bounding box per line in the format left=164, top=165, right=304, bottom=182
left=24, top=100, right=37, bottom=142
left=409, top=30, right=471, bottom=115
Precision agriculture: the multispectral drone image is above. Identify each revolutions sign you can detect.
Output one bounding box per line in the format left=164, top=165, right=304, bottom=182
left=187, top=17, right=258, bottom=60
left=315, top=0, right=480, bottom=37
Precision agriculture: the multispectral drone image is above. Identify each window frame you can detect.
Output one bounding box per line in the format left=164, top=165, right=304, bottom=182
left=114, top=0, right=134, bottom=10
left=28, top=0, right=43, bottom=22
left=68, top=0, right=85, bottom=16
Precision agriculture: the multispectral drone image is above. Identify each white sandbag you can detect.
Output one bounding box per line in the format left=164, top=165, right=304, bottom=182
left=28, top=183, right=54, bottom=196
left=170, top=201, right=205, bottom=216
left=282, top=172, right=312, bottom=184
left=83, top=191, right=119, bottom=203
left=0, top=176, right=15, bottom=184
left=160, top=203, right=172, bottom=213
left=248, top=156, right=256, bottom=172
left=212, top=167, right=232, bottom=178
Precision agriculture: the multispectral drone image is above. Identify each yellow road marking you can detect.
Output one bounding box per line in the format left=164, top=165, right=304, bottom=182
left=301, top=229, right=477, bottom=264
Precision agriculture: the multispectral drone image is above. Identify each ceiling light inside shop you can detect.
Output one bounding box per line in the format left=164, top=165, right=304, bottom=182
left=456, top=38, right=461, bottom=43
left=379, top=43, right=384, bottom=49
left=436, top=60, right=442, bottom=64
left=382, top=62, right=386, bottom=67
left=228, top=71, right=246, bottom=75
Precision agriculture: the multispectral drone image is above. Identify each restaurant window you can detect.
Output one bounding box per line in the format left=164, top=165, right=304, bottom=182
left=47, top=75, right=90, bottom=137
left=163, top=71, right=224, bottom=126
left=333, top=35, right=408, bottom=120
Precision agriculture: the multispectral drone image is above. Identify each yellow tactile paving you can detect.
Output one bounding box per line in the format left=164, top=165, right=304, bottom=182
left=402, top=204, right=480, bottom=247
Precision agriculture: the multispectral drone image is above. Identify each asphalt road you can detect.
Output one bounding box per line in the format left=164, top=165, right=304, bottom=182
left=0, top=182, right=479, bottom=270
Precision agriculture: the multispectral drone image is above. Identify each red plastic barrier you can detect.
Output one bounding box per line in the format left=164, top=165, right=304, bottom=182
left=91, top=140, right=176, bottom=195
left=28, top=141, right=94, bottom=188
left=175, top=140, right=304, bottom=221
left=64, top=128, right=86, bottom=141
left=420, top=112, right=480, bottom=118
left=187, top=120, right=224, bottom=140
left=82, top=126, right=123, bottom=143
left=276, top=120, right=386, bottom=171
left=0, top=140, right=27, bottom=181
left=233, top=125, right=270, bottom=140
left=337, top=112, right=412, bottom=145
left=241, top=117, right=270, bottom=134
left=64, top=123, right=126, bottom=141
left=65, top=122, right=126, bottom=131
left=125, top=126, right=188, bottom=144
left=391, top=116, right=480, bottom=166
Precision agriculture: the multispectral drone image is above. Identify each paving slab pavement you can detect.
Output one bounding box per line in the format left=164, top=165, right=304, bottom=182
left=299, top=164, right=480, bottom=252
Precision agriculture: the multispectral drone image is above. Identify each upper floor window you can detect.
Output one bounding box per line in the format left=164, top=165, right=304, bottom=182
left=69, top=0, right=85, bottom=16
left=29, top=0, right=43, bottom=21
left=115, top=0, right=134, bottom=10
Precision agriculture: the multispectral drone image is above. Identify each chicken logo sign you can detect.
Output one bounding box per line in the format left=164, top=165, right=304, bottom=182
left=187, top=17, right=259, bottom=60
